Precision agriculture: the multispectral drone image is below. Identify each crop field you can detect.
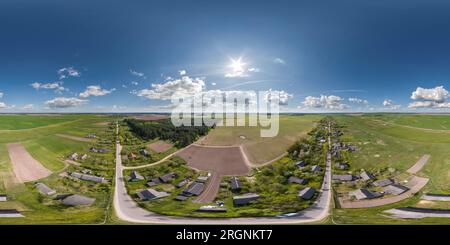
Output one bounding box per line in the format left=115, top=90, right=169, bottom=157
left=332, top=114, right=450, bottom=224
left=0, top=114, right=118, bottom=224
left=198, top=114, right=322, bottom=165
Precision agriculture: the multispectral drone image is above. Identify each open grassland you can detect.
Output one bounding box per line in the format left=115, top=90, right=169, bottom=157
left=366, top=114, right=450, bottom=131
left=0, top=114, right=88, bottom=130
left=199, top=115, right=322, bottom=165
left=0, top=114, right=118, bottom=224
left=333, top=114, right=450, bottom=224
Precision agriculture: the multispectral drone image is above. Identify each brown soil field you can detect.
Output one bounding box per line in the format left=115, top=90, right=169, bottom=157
left=7, top=143, right=52, bottom=183
left=148, top=140, right=173, bottom=153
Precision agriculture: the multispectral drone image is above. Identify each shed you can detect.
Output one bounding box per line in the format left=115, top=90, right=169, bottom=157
left=311, top=165, right=321, bottom=172
left=230, top=177, right=242, bottom=191
left=295, top=161, right=306, bottom=168
left=298, top=187, right=316, bottom=200
left=176, top=179, right=188, bottom=188
left=175, top=195, right=188, bottom=201
left=233, top=193, right=260, bottom=206
left=332, top=174, right=353, bottom=182
left=159, top=172, right=176, bottom=183
left=196, top=176, right=209, bottom=183
left=35, top=182, right=57, bottom=196
left=0, top=194, right=7, bottom=202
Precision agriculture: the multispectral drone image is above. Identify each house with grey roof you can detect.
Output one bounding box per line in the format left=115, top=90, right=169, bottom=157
left=372, top=178, right=394, bottom=187
left=137, top=189, right=169, bottom=201
left=332, top=174, right=354, bottom=182
left=139, top=149, right=150, bottom=156
left=61, top=194, right=95, bottom=206
left=159, top=172, right=176, bottom=183
left=176, top=179, right=188, bottom=188
left=233, top=193, right=260, bottom=205
left=311, top=165, right=321, bottom=173
left=383, top=184, right=409, bottom=196
left=295, top=160, right=306, bottom=168
left=35, top=182, right=56, bottom=196
left=0, top=194, right=7, bottom=202
left=335, top=162, right=350, bottom=170
left=70, top=172, right=106, bottom=183
left=230, top=177, right=242, bottom=191
left=0, top=209, right=23, bottom=218
left=298, top=187, right=316, bottom=200
left=69, top=152, right=78, bottom=161
left=129, top=171, right=145, bottom=182
left=288, top=176, right=307, bottom=185
left=183, top=182, right=205, bottom=196
left=175, top=195, right=188, bottom=201
left=360, top=171, right=376, bottom=181
left=349, top=188, right=383, bottom=200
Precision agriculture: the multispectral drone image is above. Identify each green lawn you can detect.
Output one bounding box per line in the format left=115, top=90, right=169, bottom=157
left=333, top=114, right=450, bottom=224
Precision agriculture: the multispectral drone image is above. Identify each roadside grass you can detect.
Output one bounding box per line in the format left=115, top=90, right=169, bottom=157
left=200, top=115, right=322, bottom=165
left=332, top=114, right=450, bottom=224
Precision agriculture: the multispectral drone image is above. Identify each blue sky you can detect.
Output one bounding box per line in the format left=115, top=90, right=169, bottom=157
left=1, top=0, right=450, bottom=112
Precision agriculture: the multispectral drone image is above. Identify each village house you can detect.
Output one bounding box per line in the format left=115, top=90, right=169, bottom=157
left=332, top=174, right=354, bottom=182
left=335, top=162, right=350, bottom=170
left=233, top=193, right=260, bottom=205
left=360, top=171, right=376, bottom=181
left=372, top=178, right=394, bottom=187
left=182, top=182, right=205, bottom=196
left=70, top=172, right=106, bottom=183
left=0, top=194, right=7, bottom=202
left=159, top=172, right=176, bottom=183
left=196, top=176, right=209, bottom=183
left=139, top=149, right=150, bottom=156
left=176, top=179, right=188, bottom=188
left=69, top=152, right=78, bottom=161
left=383, top=184, right=409, bottom=196
left=349, top=188, right=383, bottom=200
left=295, top=160, right=306, bottom=168
left=137, top=189, right=169, bottom=201
left=311, top=165, right=321, bottom=173
left=288, top=176, right=307, bottom=185
left=129, top=171, right=145, bottom=182
left=298, top=187, right=316, bottom=200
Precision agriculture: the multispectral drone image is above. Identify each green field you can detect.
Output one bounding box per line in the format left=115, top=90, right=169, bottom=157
left=332, top=114, right=450, bottom=224
left=199, top=114, right=322, bottom=165
left=0, top=114, right=118, bottom=224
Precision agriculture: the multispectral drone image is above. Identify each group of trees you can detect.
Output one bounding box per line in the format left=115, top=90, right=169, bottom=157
left=125, top=118, right=211, bottom=147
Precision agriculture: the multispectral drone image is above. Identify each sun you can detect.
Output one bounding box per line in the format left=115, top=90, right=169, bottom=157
left=229, top=57, right=246, bottom=72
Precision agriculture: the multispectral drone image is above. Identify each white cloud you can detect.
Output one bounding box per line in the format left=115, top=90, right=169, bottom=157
left=264, top=89, right=293, bottom=105
left=22, top=104, right=34, bottom=110
left=0, top=92, right=3, bottom=98
left=302, top=95, right=349, bottom=110
left=382, top=99, right=401, bottom=109
left=130, top=69, right=145, bottom=78
left=348, top=97, right=368, bottom=104
left=248, top=67, right=260, bottom=72
left=79, top=85, right=115, bottom=98
left=137, top=75, right=205, bottom=100
left=273, top=58, right=286, bottom=65
left=0, top=102, right=6, bottom=109
left=131, top=81, right=139, bottom=86
left=45, top=97, right=87, bottom=108
left=411, top=86, right=449, bottom=102
left=179, top=70, right=186, bottom=76
left=211, top=82, right=217, bottom=86
left=58, top=67, right=81, bottom=79
left=408, top=86, right=450, bottom=109
left=31, top=82, right=66, bottom=93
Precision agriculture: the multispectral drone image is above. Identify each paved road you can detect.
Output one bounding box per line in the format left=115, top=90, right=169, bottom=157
left=113, top=122, right=333, bottom=224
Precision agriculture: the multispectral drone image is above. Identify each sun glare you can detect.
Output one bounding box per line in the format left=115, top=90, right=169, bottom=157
left=229, top=57, right=246, bottom=72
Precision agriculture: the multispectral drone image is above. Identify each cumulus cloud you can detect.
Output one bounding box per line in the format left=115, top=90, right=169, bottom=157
left=58, top=67, right=80, bottom=79
left=302, top=95, right=349, bottom=110
left=273, top=58, right=286, bottom=65
left=264, top=89, right=293, bottom=105
left=79, top=85, right=116, bottom=98
left=137, top=75, right=205, bottom=100
left=348, top=97, right=368, bottom=104
left=45, top=97, right=87, bottom=108
left=0, top=102, right=6, bottom=109
left=408, top=86, right=450, bottom=108
left=131, top=81, right=139, bottom=86
left=211, top=82, right=217, bottom=86
left=382, top=99, right=401, bottom=109
left=179, top=70, right=186, bottom=76
left=31, top=82, right=66, bottom=93
left=130, top=69, right=145, bottom=78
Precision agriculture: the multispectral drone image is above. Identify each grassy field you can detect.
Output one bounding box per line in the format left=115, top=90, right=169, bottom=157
left=0, top=114, right=118, bottom=224
left=367, top=114, right=450, bottom=130
left=332, top=114, right=450, bottom=224
left=199, top=114, right=322, bottom=165
left=0, top=114, right=88, bottom=130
